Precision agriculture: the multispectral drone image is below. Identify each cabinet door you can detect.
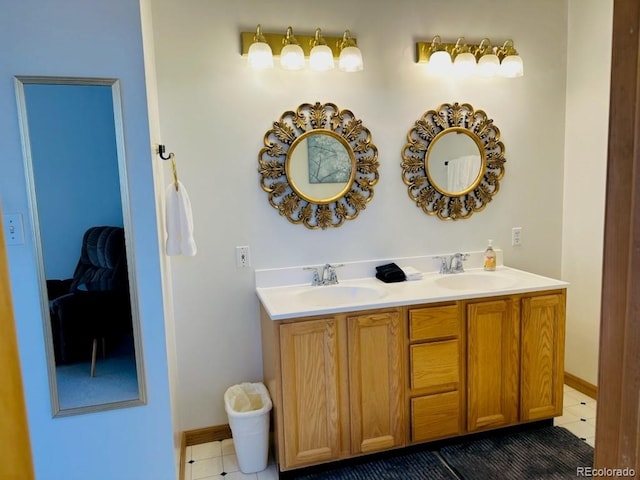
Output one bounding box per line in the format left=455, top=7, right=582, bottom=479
left=348, top=311, right=404, bottom=454
left=280, top=319, right=340, bottom=469
left=467, top=298, right=520, bottom=432
left=520, top=293, right=566, bottom=421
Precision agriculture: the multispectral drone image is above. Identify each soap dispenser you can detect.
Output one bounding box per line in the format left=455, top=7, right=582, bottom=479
left=484, top=240, right=496, bottom=271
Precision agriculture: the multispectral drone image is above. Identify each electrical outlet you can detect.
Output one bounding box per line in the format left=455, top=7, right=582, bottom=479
left=235, top=245, right=250, bottom=268
left=4, top=214, right=25, bottom=245
left=512, top=227, right=523, bottom=246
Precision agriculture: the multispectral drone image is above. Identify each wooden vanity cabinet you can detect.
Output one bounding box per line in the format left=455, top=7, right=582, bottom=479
left=261, top=289, right=566, bottom=470
left=465, top=290, right=566, bottom=433
left=466, top=297, right=520, bottom=432
left=278, top=318, right=342, bottom=468
left=519, top=292, right=566, bottom=421
left=406, top=303, right=465, bottom=443
left=347, top=310, right=404, bottom=455
left=261, top=307, right=404, bottom=471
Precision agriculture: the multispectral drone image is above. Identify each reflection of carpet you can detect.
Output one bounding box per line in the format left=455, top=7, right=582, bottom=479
left=56, top=342, right=138, bottom=410
left=287, top=426, right=593, bottom=480
left=440, top=426, right=594, bottom=479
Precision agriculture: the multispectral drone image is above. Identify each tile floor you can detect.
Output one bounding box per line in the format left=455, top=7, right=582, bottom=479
left=554, top=384, right=597, bottom=447
left=184, top=438, right=278, bottom=480
left=183, top=384, right=596, bottom=480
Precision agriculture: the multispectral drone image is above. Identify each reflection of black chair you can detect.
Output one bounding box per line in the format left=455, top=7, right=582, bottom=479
left=47, top=226, right=132, bottom=375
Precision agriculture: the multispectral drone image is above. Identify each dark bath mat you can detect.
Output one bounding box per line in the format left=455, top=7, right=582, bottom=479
left=289, top=449, right=457, bottom=480
left=439, top=425, right=594, bottom=479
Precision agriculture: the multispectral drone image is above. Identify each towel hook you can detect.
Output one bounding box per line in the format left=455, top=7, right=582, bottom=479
left=157, top=144, right=173, bottom=161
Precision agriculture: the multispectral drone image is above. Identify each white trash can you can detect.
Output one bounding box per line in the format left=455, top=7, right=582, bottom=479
left=224, top=382, right=272, bottom=473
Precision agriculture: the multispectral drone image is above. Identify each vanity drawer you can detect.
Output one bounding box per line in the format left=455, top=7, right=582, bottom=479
left=409, top=305, right=459, bottom=341
left=410, top=339, right=459, bottom=391
left=411, top=391, right=460, bottom=442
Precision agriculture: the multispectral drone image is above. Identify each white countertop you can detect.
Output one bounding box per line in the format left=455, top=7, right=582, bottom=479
left=256, top=265, right=569, bottom=321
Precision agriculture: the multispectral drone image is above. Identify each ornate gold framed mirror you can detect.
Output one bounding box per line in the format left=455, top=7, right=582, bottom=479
left=401, top=102, right=506, bottom=220
left=259, top=102, right=379, bottom=229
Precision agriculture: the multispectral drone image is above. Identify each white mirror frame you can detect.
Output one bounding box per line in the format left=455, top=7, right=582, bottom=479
left=14, top=76, right=147, bottom=416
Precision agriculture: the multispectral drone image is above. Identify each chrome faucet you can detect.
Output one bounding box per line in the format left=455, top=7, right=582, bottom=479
left=303, top=263, right=344, bottom=286
left=435, top=253, right=469, bottom=274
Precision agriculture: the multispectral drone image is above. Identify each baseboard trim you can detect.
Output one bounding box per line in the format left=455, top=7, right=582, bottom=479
left=184, top=424, right=232, bottom=446
left=180, top=424, right=232, bottom=480
left=564, top=371, right=598, bottom=399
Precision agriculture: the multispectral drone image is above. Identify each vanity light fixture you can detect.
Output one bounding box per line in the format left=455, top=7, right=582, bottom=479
left=475, top=39, right=500, bottom=77
left=452, top=37, right=477, bottom=76
left=240, top=25, right=362, bottom=72
left=416, top=36, right=524, bottom=78
left=338, top=30, right=363, bottom=72
left=280, top=27, right=305, bottom=70
left=423, top=35, right=452, bottom=74
left=497, top=39, right=524, bottom=78
left=309, top=28, right=335, bottom=71
left=247, top=24, right=274, bottom=69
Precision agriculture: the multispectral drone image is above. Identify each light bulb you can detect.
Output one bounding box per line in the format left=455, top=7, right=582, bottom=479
left=248, top=42, right=273, bottom=69
left=428, top=50, right=452, bottom=74
left=280, top=44, right=305, bottom=70
left=338, top=46, right=363, bottom=72
left=477, top=53, right=500, bottom=77
left=453, top=52, right=477, bottom=76
left=499, top=55, right=524, bottom=78
left=310, top=44, right=334, bottom=71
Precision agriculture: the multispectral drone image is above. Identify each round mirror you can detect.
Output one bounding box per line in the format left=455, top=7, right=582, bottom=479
left=401, top=102, right=506, bottom=221
left=287, top=131, right=356, bottom=204
left=259, top=102, right=379, bottom=229
left=426, top=128, right=485, bottom=196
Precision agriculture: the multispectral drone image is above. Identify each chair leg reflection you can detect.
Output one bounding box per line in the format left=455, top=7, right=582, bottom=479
left=90, top=337, right=109, bottom=377
left=91, top=338, right=98, bottom=377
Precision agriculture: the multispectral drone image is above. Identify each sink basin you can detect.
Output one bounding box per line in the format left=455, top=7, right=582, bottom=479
left=434, top=272, right=517, bottom=291
left=297, top=284, right=388, bottom=307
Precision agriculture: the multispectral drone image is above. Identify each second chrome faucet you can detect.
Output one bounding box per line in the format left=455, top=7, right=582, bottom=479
left=304, top=263, right=344, bottom=286
left=435, top=253, right=469, bottom=274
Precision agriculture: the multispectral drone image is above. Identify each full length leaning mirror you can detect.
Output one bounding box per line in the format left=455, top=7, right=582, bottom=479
left=401, top=102, right=506, bottom=220
left=15, top=76, right=146, bottom=416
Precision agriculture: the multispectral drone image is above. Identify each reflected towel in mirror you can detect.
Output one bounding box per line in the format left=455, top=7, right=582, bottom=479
left=447, top=154, right=480, bottom=192
left=165, top=181, right=197, bottom=256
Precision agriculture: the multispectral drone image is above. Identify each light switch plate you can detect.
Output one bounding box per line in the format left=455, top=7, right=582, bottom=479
left=235, top=245, right=250, bottom=268
left=4, top=213, right=25, bottom=245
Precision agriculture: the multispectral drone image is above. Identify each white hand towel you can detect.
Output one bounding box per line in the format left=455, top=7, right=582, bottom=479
left=165, top=181, right=197, bottom=256
left=402, top=266, right=423, bottom=281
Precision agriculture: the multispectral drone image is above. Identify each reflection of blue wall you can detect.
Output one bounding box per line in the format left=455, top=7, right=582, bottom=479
left=25, top=84, right=123, bottom=279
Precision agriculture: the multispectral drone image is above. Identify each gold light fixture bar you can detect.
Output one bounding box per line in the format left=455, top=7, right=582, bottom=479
left=415, top=38, right=515, bottom=63
left=241, top=29, right=357, bottom=58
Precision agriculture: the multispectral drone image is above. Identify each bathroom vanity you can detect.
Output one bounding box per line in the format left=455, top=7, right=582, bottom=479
left=257, top=263, right=567, bottom=471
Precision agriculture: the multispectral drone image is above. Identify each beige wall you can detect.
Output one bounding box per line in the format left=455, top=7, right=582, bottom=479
left=150, top=0, right=570, bottom=429
left=562, top=0, right=613, bottom=386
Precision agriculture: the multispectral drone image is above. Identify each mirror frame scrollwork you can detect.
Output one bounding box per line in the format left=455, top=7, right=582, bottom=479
left=401, top=102, right=506, bottom=220
left=258, top=102, right=379, bottom=229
